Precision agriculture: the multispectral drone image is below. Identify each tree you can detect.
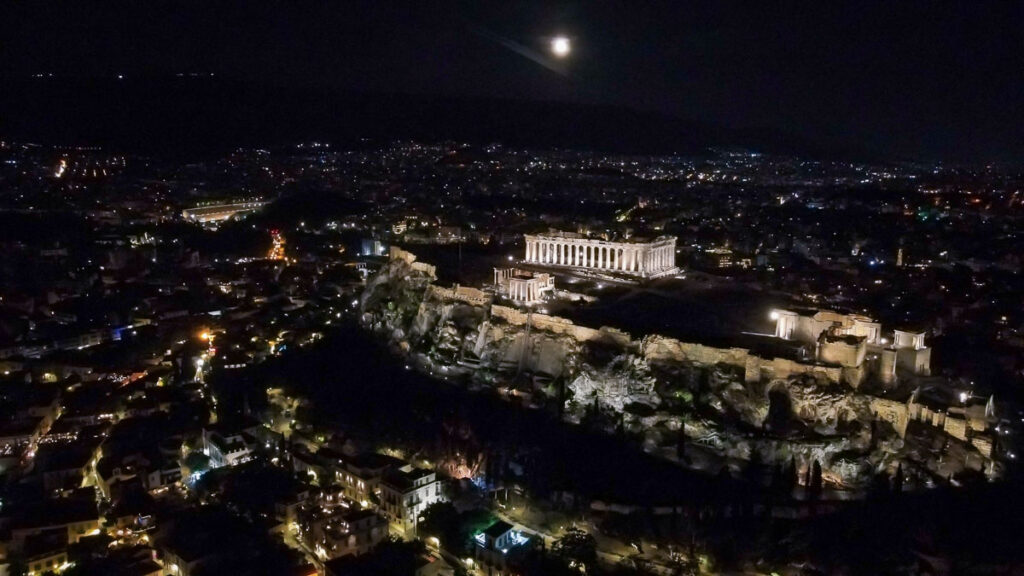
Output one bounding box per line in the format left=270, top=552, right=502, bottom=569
left=867, top=470, right=891, bottom=500
left=419, top=502, right=460, bottom=549
left=7, top=560, right=27, bottom=576
left=783, top=457, right=798, bottom=495
left=182, top=451, right=210, bottom=477
left=552, top=527, right=597, bottom=570
left=743, top=447, right=765, bottom=486
left=808, top=460, right=823, bottom=500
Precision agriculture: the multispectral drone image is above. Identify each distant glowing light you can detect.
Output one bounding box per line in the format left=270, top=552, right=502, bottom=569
left=551, top=36, right=571, bottom=58
left=770, top=310, right=780, bottom=321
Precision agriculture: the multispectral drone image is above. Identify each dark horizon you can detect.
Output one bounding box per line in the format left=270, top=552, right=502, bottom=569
left=0, top=75, right=881, bottom=162
left=2, top=2, right=1022, bottom=162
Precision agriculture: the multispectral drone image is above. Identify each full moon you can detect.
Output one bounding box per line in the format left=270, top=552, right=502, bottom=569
left=551, top=36, right=571, bottom=58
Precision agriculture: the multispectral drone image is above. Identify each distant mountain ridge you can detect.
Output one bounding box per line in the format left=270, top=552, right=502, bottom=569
left=0, top=76, right=867, bottom=159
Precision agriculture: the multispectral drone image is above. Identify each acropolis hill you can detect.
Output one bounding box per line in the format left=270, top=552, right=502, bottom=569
left=360, top=247, right=1000, bottom=492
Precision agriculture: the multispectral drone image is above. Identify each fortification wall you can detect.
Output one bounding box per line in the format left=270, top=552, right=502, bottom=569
left=869, top=397, right=910, bottom=437
left=943, top=417, right=968, bottom=441
left=642, top=335, right=844, bottom=385
left=489, top=305, right=635, bottom=348
left=641, top=334, right=751, bottom=367
left=387, top=250, right=880, bottom=390
left=818, top=339, right=866, bottom=368
left=763, top=357, right=844, bottom=384
left=389, top=246, right=437, bottom=278
left=427, top=284, right=492, bottom=307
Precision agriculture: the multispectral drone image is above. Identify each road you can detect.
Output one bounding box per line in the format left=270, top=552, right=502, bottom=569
left=492, top=504, right=688, bottom=575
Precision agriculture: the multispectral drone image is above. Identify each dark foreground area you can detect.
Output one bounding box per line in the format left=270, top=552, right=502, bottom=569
left=211, top=321, right=1024, bottom=574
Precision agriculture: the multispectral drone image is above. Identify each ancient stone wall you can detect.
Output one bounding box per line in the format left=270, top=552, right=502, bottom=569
left=869, top=397, right=910, bottom=437
left=943, top=417, right=968, bottom=441
left=641, top=334, right=751, bottom=367
left=427, top=284, right=492, bottom=307
left=642, top=334, right=846, bottom=385
left=489, top=305, right=635, bottom=349
left=972, top=435, right=994, bottom=458
left=763, top=357, right=843, bottom=384
left=388, top=246, right=437, bottom=278
left=818, top=338, right=866, bottom=368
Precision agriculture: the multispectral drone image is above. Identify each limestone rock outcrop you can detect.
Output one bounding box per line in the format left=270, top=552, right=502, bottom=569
left=359, top=256, right=945, bottom=491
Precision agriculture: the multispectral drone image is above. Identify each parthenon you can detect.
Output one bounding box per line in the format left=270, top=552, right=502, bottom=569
left=523, top=231, right=677, bottom=278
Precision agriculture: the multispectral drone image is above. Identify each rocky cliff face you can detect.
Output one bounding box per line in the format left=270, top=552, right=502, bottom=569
left=360, top=258, right=918, bottom=490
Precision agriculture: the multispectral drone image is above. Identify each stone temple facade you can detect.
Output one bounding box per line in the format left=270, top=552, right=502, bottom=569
left=772, top=307, right=931, bottom=381
left=523, top=231, right=677, bottom=278
left=493, top=268, right=554, bottom=304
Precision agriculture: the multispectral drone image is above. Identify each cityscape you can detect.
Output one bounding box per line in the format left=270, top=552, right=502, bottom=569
left=1, top=3, right=1023, bottom=576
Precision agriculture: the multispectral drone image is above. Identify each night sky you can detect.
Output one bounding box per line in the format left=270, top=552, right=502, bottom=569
left=2, top=2, right=1022, bottom=160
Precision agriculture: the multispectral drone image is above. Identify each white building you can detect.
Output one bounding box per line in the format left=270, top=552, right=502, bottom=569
left=379, top=464, right=444, bottom=532
left=201, top=427, right=255, bottom=468
left=770, top=308, right=930, bottom=377
left=493, top=268, right=554, bottom=303
left=523, top=231, right=677, bottom=278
